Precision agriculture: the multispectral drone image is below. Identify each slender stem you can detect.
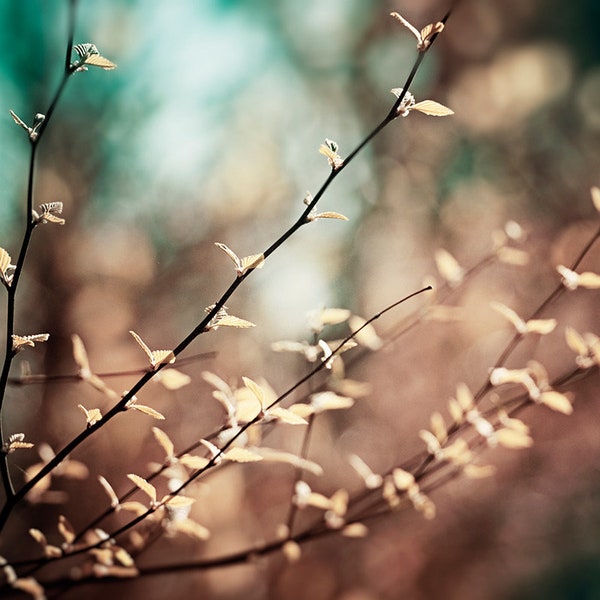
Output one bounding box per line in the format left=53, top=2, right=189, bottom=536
left=0, top=0, right=78, bottom=510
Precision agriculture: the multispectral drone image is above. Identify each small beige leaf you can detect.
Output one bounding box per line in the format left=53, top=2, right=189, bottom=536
left=349, top=315, right=383, bottom=350
left=78, top=404, right=102, bottom=427
left=164, top=495, right=196, bottom=508
left=455, top=382, right=475, bottom=411
left=239, top=253, right=265, bottom=273
left=578, top=272, right=600, bottom=289
left=156, top=368, right=191, bottom=390
left=127, top=474, right=157, bottom=503
left=242, top=376, right=265, bottom=411
left=342, top=523, right=369, bottom=538
left=390, top=12, right=422, bottom=43
left=214, top=242, right=240, bottom=267
left=539, top=391, right=573, bottom=415
left=71, top=334, right=91, bottom=374
left=392, top=468, right=415, bottom=491
left=496, top=246, right=529, bottom=265
left=58, top=515, right=76, bottom=545
left=348, top=454, right=382, bottom=489
left=213, top=315, right=255, bottom=328
left=490, top=301, right=526, bottom=333
left=129, top=331, right=153, bottom=362
left=150, top=350, right=176, bottom=368
left=172, top=519, right=210, bottom=541
left=565, top=326, right=588, bottom=356
left=255, top=447, right=323, bottom=476
left=283, top=540, right=302, bottom=563
left=411, top=100, right=454, bottom=116
left=223, top=447, right=263, bottom=463
left=464, top=464, right=497, bottom=479
left=84, top=53, right=117, bottom=70
left=312, top=211, right=349, bottom=221
left=152, top=427, right=174, bottom=459
left=310, top=391, right=354, bottom=413
left=591, top=186, right=600, bottom=212
left=525, top=319, right=557, bottom=335
left=119, top=501, right=148, bottom=516
left=435, top=248, right=464, bottom=285
left=98, top=475, right=120, bottom=509
left=29, top=528, right=47, bottom=547
left=268, top=407, right=308, bottom=425
left=430, top=411, right=447, bottom=443
left=495, top=428, right=534, bottom=449
left=129, top=403, right=165, bottom=420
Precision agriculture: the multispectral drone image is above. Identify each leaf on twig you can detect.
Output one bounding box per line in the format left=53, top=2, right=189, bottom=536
left=152, top=427, right=175, bottom=461
left=126, top=398, right=165, bottom=420
left=11, top=334, right=49, bottom=353
left=223, top=447, right=263, bottom=463
left=155, top=368, right=191, bottom=390
left=214, top=242, right=264, bottom=276
left=319, top=138, right=344, bottom=170
left=129, top=330, right=175, bottom=370
left=72, top=43, right=117, bottom=70
left=127, top=474, right=157, bottom=504
left=557, top=265, right=600, bottom=290
left=411, top=100, right=454, bottom=116
left=349, top=315, right=383, bottom=350
left=0, top=248, right=15, bottom=286
left=204, top=305, right=255, bottom=330
left=390, top=12, right=444, bottom=51
left=98, top=475, right=120, bottom=509
left=78, top=404, right=102, bottom=428
left=32, top=202, right=65, bottom=225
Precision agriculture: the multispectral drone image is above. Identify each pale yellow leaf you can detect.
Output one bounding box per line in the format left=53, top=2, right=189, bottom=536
left=539, top=391, right=573, bottom=415
left=29, top=528, right=47, bottom=547
left=565, top=326, right=588, bottom=356
left=495, top=428, right=534, bottom=449
left=490, top=301, right=526, bottom=333
left=129, top=404, right=165, bottom=420
left=435, top=248, right=463, bottom=285
left=591, top=186, right=600, bottom=212
left=78, top=404, right=102, bottom=427
left=242, top=376, right=265, bottom=411
left=172, top=519, right=210, bottom=541
left=455, top=382, right=475, bottom=411
left=316, top=308, right=351, bottom=327
left=107, top=548, right=131, bottom=569
left=349, top=315, right=383, bottom=350
left=525, top=319, right=557, bottom=335
left=348, top=454, right=382, bottom=489
left=329, top=378, right=372, bottom=398
left=129, top=330, right=153, bottom=361
left=71, top=334, right=91, bottom=373
left=152, top=427, right=174, bottom=459
left=213, top=315, right=255, bottom=328
left=214, top=242, right=240, bottom=266
left=164, top=495, right=196, bottom=508
left=157, top=368, right=191, bottom=390
left=464, top=464, right=497, bottom=479
left=12, top=577, right=45, bottom=600
left=392, top=468, right=415, bottom=491
left=119, top=501, right=148, bottom=516
left=430, top=411, right=447, bottom=443
left=240, top=253, right=265, bottom=272
left=310, top=391, right=354, bottom=413
left=127, top=474, right=157, bottom=503
left=412, top=100, right=454, bottom=116
left=84, top=53, right=117, bottom=70
left=150, top=350, right=176, bottom=368
left=255, top=447, right=323, bottom=476
left=223, top=447, right=263, bottom=463
left=342, top=522, right=369, bottom=538
left=98, top=475, right=119, bottom=508
left=578, top=272, right=600, bottom=289
left=288, top=403, right=314, bottom=419
left=283, top=540, right=302, bottom=563
left=313, top=211, right=349, bottom=221
left=0, top=248, right=11, bottom=279
left=268, top=407, right=308, bottom=425
left=58, top=515, right=76, bottom=545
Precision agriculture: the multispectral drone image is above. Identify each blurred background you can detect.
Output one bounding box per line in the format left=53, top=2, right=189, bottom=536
left=0, top=0, right=599, bottom=598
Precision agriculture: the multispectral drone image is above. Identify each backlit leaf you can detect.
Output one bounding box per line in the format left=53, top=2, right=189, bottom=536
left=411, top=100, right=454, bottom=116
left=127, top=474, right=157, bottom=503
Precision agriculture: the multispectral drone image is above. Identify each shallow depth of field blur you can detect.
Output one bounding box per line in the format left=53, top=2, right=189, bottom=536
left=0, top=0, right=599, bottom=598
